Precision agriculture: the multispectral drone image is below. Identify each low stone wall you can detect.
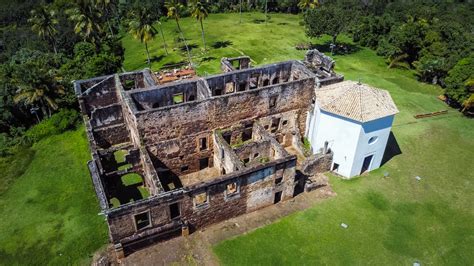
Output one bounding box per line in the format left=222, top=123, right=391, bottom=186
left=301, top=152, right=333, bottom=176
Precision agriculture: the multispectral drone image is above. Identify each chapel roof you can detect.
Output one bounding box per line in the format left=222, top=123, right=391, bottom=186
left=315, top=80, right=399, bottom=123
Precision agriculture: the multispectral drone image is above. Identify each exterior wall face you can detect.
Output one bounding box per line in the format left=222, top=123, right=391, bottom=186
left=350, top=115, right=394, bottom=177
left=136, top=78, right=314, bottom=175
left=309, top=107, right=361, bottom=178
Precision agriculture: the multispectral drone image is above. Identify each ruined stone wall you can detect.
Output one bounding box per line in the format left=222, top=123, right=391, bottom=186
left=135, top=77, right=314, bottom=175
left=105, top=155, right=296, bottom=246
left=233, top=140, right=272, bottom=164
left=80, top=76, right=119, bottom=116
left=213, top=132, right=245, bottom=175
left=92, top=124, right=130, bottom=149
left=90, top=104, right=124, bottom=128
left=107, top=191, right=184, bottom=242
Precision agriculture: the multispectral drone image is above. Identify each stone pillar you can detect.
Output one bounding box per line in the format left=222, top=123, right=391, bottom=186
left=114, top=243, right=125, bottom=260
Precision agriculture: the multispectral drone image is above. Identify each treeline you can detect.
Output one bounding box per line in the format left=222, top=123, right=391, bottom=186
left=303, top=0, right=474, bottom=114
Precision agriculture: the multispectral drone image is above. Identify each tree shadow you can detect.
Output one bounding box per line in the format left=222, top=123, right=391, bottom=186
left=150, top=55, right=165, bottom=63
left=179, top=43, right=199, bottom=52
left=381, top=131, right=402, bottom=167
left=161, top=61, right=188, bottom=69
left=310, top=41, right=361, bottom=55
left=211, top=40, right=233, bottom=49
left=201, top=56, right=216, bottom=63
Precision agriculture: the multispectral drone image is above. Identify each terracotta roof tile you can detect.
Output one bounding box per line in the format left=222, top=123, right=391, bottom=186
left=315, top=80, right=399, bottom=123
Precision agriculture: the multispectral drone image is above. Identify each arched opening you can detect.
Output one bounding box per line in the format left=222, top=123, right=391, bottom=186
left=263, top=79, right=270, bottom=87
left=152, top=102, right=160, bottom=108
left=188, top=94, right=196, bottom=101
left=272, top=77, right=279, bottom=85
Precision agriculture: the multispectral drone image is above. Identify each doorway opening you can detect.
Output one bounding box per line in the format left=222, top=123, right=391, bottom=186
left=274, top=191, right=282, bottom=204
left=360, top=155, right=374, bottom=174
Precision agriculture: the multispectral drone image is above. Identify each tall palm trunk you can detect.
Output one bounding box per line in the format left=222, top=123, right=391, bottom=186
left=159, top=24, right=168, bottom=55
left=175, top=18, right=193, bottom=67
left=199, top=19, right=206, bottom=50
left=265, top=0, right=268, bottom=25
left=239, top=0, right=242, bottom=24
left=145, top=42, right=151, bottom=66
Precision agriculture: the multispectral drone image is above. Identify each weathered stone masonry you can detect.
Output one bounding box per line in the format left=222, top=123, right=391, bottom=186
left=75, top=52, right=339, bottom=257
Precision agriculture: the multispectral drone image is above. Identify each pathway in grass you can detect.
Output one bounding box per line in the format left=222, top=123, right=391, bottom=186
left=0, top=128, right=107, bottom=265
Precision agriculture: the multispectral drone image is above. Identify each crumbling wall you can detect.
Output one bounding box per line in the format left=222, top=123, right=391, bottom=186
left=80, top=76, right=119, bottom=116
left=301, top=152, right=333, bottom=176
left=213, top=131, right=245, bottom=175
left=93, top=124, right=130, bottom=149
left=90, top=104, right=124, bottom=128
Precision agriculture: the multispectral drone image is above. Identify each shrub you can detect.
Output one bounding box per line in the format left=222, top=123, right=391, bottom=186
left=24, top=109, right=80, bottom=142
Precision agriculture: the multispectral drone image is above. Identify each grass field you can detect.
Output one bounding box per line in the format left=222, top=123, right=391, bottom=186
left=0, top=12, right=473, bottom=265
left=0, top=128, right=108, bottom=265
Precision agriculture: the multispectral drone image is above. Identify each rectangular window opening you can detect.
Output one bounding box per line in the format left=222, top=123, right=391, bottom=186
left=225, top=81, right=235, bottom=93
left=199, top=137, right=208, bottom=150
left=242, top=128, right=252, bottom=142
left=199, top=157, right=209, bottom=170
left=173, top=93, right=184, bottom=104
left=226, top=182, right=238, bottom=195
left=194, top=192, right=208, bottom=206
left=269, top=96, right=278, bottom=108
left=134, top=211, right=151, bottom=231
left=169, top=203, right=180, bottom=219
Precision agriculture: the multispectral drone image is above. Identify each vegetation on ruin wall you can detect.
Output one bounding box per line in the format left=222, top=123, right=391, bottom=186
left=214, top=43, right=474, bottom=265
left=0, top=127, right=108, bottom=265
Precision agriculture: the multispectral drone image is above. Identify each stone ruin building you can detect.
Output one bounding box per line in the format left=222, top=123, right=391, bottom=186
left=74, top=50, right=344, bottom=258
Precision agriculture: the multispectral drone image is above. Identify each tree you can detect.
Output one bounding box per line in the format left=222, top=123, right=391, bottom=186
left=93, top=0, right=119, bottom=37
left=28, top=5, right=59, bottom=54
left=9, top=50, right=66, bottom=118
left=128, top=7, right=158, bottom=66
left=190, top=0, right=209, bottom=50
left=445, top=54, right=474, bottom=114
left=298, top=0, right=318, bottom=10
left=303, top=2, right=353, bottom=54
left=66, top=0, right=105, bottom=47
left=165, top=0, right=193, bottom=66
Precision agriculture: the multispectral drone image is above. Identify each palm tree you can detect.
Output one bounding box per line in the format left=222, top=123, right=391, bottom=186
left=128, top=7, right=158, bottom=66
left=28, top=5, right=59, bottom=54
left=13, top=73, right=65, bottom=118
left=165, top=0, right=193, bottom=66
left=93, top=0, right=118, bottom=37
left=67, top=0, right=104, bottom=46
left=264, top=0, right=268, bottom=25
left=157, top=20, right=169, bottom=55
left=239, top=0, right=243, bottom=24
left=298, top=0, right=319, bottom=10
left=190, top=0, right=209, bottom=50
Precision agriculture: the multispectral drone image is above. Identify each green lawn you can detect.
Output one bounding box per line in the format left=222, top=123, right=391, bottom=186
left=0, top=12, right=472, bottom=265
left=0, top=128, right=108, bottom=265
left=122, top=12, right=310, bottom=74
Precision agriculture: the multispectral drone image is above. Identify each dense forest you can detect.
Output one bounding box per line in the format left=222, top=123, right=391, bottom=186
left=0, top=0, right=473, bottom=154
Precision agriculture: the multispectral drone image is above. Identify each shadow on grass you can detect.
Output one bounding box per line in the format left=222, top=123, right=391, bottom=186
left=212, top=40, right=233, bottom=49
left=150, top=55, right=165, bottom=63
left=309, top=41, right=361, bottom=55
left=179, top=43, right=199, bottom=52
left=381, top=131, right=402, bottom=167
left=201, top=56, right=217, bottom=63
